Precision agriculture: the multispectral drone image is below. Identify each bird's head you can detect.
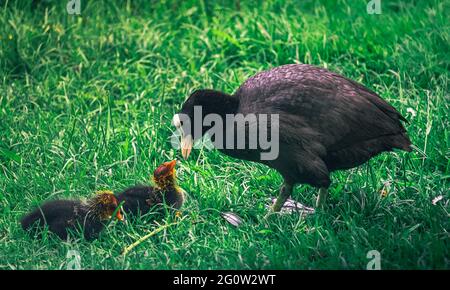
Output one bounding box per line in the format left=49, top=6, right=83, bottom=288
left=153, top=160, right=177, bottom=189
left=90, top=190, right=124, bottom=221
left=173, top=89, right=238, bottom=159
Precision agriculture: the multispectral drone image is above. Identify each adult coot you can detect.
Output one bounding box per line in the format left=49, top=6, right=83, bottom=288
left=173, top=64, right=411, bottom=211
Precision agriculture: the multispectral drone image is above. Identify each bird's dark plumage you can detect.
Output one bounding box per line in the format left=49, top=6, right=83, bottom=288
left=176, top=64, right=411, bottom=209
left=20, top=192, right=123, bottom=240
left=116, top=185, right=155, bottom=215
left=233, top=64, right=411, bottom=186
left=115, top=185, right=183, bottom=215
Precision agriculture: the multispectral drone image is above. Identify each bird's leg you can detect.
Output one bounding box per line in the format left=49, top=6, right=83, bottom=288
left=271, top=183, right=293, bottom=212
left=315, top=187, right=328, bottom=208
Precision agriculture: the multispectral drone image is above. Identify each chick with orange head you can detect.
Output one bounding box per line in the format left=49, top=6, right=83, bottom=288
left=116, top=160, right=184, bottom=216
left=21, top=190, right=123, bottom=241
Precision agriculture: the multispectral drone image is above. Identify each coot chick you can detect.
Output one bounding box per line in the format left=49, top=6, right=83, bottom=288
left=21, top=190, right=123, bottom=240
left=116, top=160, right=184, bottom=216
left=174, top=64, right=411, bottom=211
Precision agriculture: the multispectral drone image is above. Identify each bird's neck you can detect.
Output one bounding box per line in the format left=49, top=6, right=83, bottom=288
left=218, top=93, right=239, bottom=117
left=85, top=200, right=107, bottom=221
left=200, top=90, right=239, bottom=117
left=153, top=176, right=178, bottom=192
left=153, top=176, right=184, bottom=208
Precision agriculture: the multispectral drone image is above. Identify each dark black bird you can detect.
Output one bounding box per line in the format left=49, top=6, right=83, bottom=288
left=20, top=191, right=123, bottom=240
left=116, top=160, right=184, bottom=216
left=174, top=64, right=411, bottom=211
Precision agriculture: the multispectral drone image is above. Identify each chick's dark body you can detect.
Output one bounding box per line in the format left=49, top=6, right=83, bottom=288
left=20, top=200, right=106, bottom=240
left=116, top=185, right=184, bottom=216
left=115, top=186, right=153, bottom=215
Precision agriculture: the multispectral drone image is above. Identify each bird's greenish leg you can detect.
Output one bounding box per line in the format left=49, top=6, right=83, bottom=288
left=271, top=183, right=293, bottom=212
left=315, top=187, right=328, bottom=208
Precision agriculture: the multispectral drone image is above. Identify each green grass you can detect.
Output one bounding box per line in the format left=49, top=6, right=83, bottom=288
left=0, top=0, right=449, bottom=269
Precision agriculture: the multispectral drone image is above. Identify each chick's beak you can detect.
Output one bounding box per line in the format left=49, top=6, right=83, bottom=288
left=116, top=210, right=124, bottom=221
left=166, top=159, right=177, bottom=173
left=181, top=134, right=193, bottom=160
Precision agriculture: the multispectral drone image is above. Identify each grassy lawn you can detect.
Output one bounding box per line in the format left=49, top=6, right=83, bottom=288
left=0, top=0, right=448, bottom=269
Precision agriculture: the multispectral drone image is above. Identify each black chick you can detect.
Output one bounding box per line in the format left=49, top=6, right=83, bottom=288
left=21, top=190, right=123, bottom=240
left=174, top=64, right=412, bottom=211
left=116, top=160, right=184, bottom=216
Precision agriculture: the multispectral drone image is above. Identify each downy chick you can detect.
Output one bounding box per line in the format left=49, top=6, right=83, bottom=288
left=21, top=190, right=123, bottom=240
left=116, top=160, right=184, bottom=216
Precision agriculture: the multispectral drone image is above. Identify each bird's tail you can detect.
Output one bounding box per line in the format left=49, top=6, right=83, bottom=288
left=391, top=132, right=412, bottom=152
left=386, top=132, right=412, bottom=152
left=20, top=208, right=45, bottom=230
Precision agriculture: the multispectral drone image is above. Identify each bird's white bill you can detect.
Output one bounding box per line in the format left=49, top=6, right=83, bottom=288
left=173, top=114, right=182, bottom=128
left=181, top=134, right=193, bottom=159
